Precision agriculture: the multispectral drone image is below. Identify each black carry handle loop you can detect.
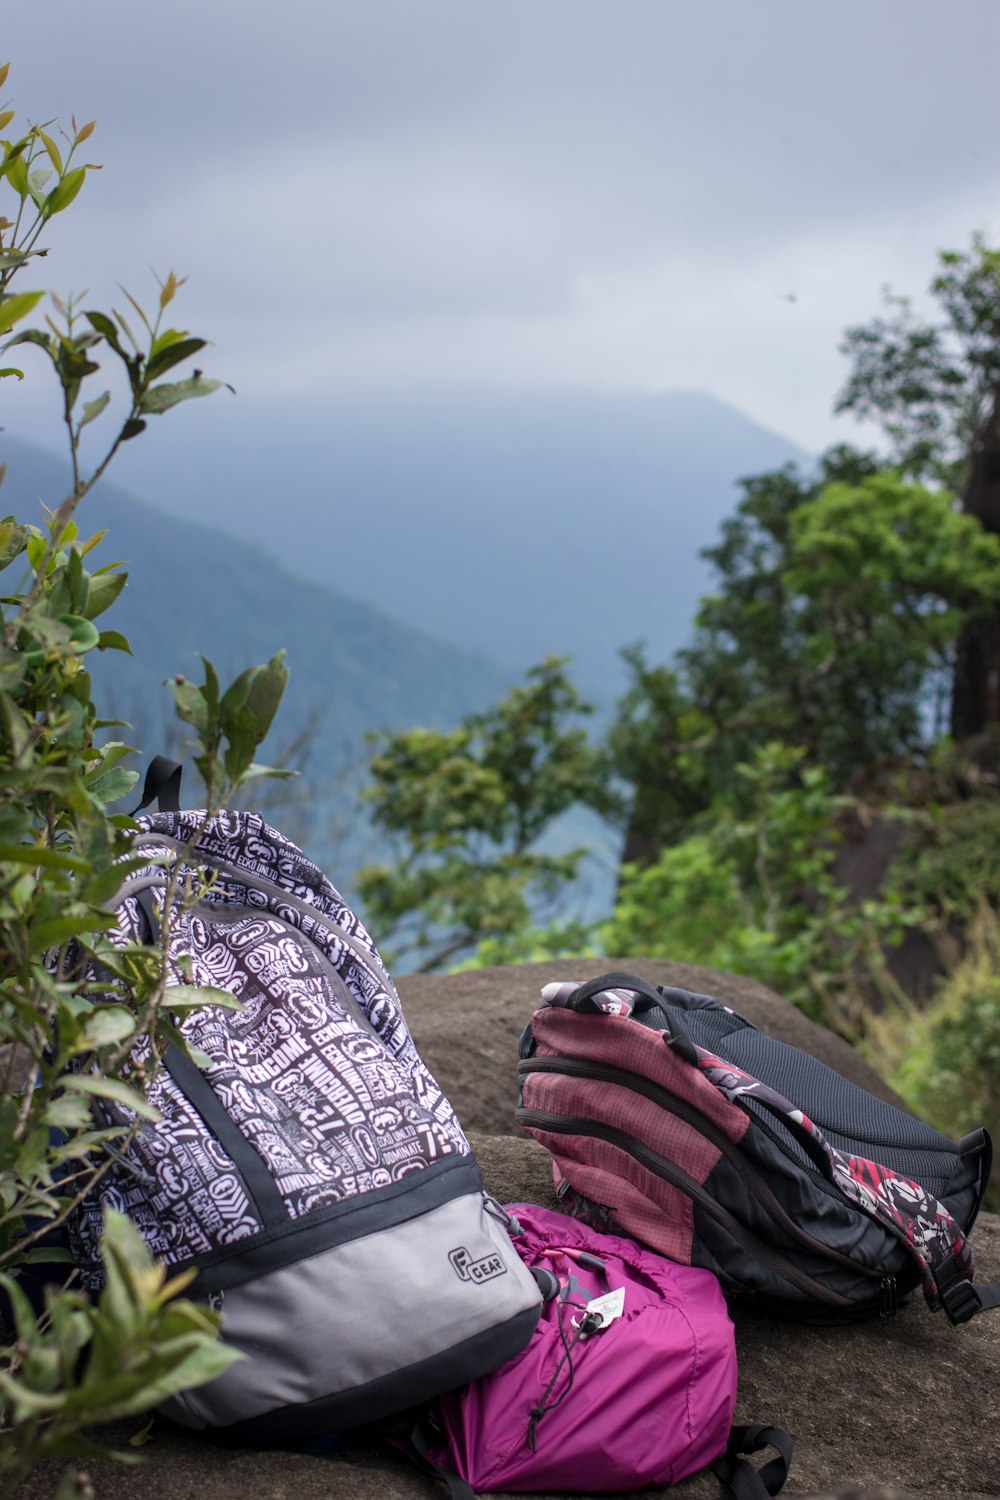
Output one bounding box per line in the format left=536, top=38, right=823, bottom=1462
left=710, top=1423, right=793, bottom=1499
left=568, top=972, right=701, bottom=1065
left=130, top=755, right=182, bottom=816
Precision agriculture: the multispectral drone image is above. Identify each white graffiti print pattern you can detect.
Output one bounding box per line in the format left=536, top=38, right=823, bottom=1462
left=70, top=812, right=469, bottom=1286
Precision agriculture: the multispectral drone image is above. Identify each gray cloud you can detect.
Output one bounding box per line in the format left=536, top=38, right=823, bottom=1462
left=4, top=1, right=1000, bottom=451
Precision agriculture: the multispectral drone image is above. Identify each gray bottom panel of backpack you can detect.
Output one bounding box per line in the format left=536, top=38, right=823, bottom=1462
left=158, top=1190, right=541, bottom=1433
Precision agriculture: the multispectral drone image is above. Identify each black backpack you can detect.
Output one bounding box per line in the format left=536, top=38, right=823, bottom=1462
left=517, top=971, right=997, bottom=1326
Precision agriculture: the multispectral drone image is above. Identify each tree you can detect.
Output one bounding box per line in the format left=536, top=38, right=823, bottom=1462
left=0, top=65, right=290, bottom=1488
left=357, top=657, right=607, bottom=971
left=836, top=235, right=1000, bottom=736
left=603, top=742, right=867, bottom=1023
left=605, top=645, right=713, bottom=869
left=611, top=450, right=1000, bottom=871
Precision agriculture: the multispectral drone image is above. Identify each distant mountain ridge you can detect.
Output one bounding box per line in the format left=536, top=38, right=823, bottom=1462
left=3, top=387, right=813, bottom=913
left=108, top=387, right=815, bottom=701
left=1, top=436, right=514, bottom=867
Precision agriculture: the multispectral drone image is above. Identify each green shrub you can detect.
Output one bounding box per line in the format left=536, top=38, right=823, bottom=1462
left=601, top=742, right=873, bottom=1023
left=0, top=65, right=290, bottom=1489
left=866, top=907, right=1000, bottom=1183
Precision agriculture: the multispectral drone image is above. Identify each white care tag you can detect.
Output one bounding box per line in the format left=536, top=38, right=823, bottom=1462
left=585, top=1285, right=625, bottom=1327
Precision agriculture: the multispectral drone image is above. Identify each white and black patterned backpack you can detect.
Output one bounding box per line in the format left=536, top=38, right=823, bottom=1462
left=71, top=778, right=541, bottom=1443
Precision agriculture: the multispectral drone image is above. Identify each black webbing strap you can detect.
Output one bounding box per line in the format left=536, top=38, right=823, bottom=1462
left=133, top=886, right=160, bottom=946
left=407, top=1420, right=477, bottom=1500
left=407, top=1415, right=790, bottom=1499
left=977, top=1284, right=1000, bottom=1313
left=130, top=756, right=182, bottom=815
left=934, top=1251, right=1000, bottom=1324
left=161, top=1044, right=288, bottom=1229
left=710, top=1424, right=793, bottom=1499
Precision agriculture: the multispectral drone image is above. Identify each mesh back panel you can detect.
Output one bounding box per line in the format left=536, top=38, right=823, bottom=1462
left=643, top=988, right=959, bottom=1194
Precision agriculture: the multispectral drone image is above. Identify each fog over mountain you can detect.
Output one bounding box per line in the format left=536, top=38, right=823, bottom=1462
left=2, top=436, right=516, bottom=862
left=108, top=387, right=813, bottom=702
left=3, top=388, right=810, bottom=912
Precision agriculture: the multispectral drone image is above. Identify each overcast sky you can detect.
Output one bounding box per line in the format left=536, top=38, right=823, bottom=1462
left=4, top=1, right=1000, bottom=455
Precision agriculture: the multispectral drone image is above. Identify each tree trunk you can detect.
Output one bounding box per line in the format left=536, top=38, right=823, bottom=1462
left=951, top=382, right=1000, bottom=737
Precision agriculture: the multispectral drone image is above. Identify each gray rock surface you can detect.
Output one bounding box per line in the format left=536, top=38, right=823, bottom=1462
left=14, top=960, right=999, bottom=1499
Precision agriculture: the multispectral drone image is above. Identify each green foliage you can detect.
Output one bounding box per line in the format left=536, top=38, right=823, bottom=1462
left=836, top=233, right=1000, bottom=489
left=604, top=742, right=881, bottom=1022
left=705, top=464, right=1000, bottom=780
left=170, top=651, right=293, bottom=807
left=358, top=657, right=607, bottom=971
left=0, top=64, right=289, bottom=1486
left=864, top=908, right=1000, bottom=1206
left=0, top=1210, right=239, bottom=1488
left=602, top=645, right=712, bottom=863
left=460, top=918, right=599, bottom=971
left=609, top=452, right=1000, bottom=842
left=880, top=795, right=1000, bottom=935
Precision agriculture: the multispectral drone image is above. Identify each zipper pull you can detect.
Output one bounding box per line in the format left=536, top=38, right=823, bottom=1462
left=484, top=1195, right=522, bottom=1237
left=879, top=1276, right=897, bottom=1318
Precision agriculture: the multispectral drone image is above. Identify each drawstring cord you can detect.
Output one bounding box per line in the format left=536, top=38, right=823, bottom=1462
left=526, top=1244, right=612, bottom=1451
left=526, top=1294, right=588, bottom=1451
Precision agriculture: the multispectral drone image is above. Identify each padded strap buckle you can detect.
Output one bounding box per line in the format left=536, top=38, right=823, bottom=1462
left=935, top=1260, right=982, bottom=1325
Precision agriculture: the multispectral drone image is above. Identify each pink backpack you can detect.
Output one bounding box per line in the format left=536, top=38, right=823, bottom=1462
left=405, top=1204, right=791, bottom=1497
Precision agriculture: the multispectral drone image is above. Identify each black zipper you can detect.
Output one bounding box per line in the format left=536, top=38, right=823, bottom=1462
left=520, top=1055, right=883, bottom=1283
left=515, top=1105, right=856, bottom=1307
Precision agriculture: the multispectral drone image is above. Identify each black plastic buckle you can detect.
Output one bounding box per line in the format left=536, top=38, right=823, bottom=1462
left=937, top=1273, right=982, bottom=1325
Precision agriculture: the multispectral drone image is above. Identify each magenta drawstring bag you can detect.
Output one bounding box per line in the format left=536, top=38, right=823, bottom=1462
left=399, top=1203, right=788, bottom=1496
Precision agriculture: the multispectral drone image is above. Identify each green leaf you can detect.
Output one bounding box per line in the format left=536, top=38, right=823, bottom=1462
left=43, top=1095, right=94, bottom=1131
left=29, top=164, right=53, bottom=203
left=138, top=374, right=225, bottom=415
left=86, top=766, right=139, bottom=806
left=38, top=128, right=63, bottom=173
left=16, top=1245, right=75, bottom=1265
left=235, top=762, right=297, bottom=784
left=34, top=912, right=116, bottom=947
left=0, top=365, right=25, bottom=379
left=120, top=417, right=147, bottom=442
left=79, top=389, right=111, bottom=430
left=3, top=325, right=56, bottom=358
left=43, top=165, right=86, bottom=218
left=145, top=336, right=208, bottom=382
left=170, top=678, right=208, bottom=733
left=4, top=150, right=29, bottom=198
left=83, top=568, right=127, bottom=620
left=97, top=629, right=132, bottom=653
left=81, top=855, right=148, bottom=905
left=76, top=1006, right=136, bottom=1049
left=0, top=288, right=45, bottom=335
left=223, top=705, right=256, bottom=784
left=63, top=1074, right=161, bottom=1121
left=57, top=612, right=101, bottom=653
left=164, top=984, right=243, bottom=1012
left=0, top=1271, right=40, bottom=1341
left=85, top=308, right=126, bottom=356
left=244, top=651, right=289, bottom=744
left=0, top=842, right=90, bottom=872
left=0, top=515, right=29, bottom=569
left=219, top=667, right=253, bottom=718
